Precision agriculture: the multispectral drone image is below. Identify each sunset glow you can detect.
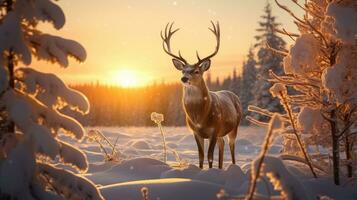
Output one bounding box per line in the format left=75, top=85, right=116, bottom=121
left=33, top=0, right=302, bottom=86
left=112, top=69, right=140, bottom=87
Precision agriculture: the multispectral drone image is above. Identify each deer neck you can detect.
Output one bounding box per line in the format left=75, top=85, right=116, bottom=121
left=182, top=79, right=211, bottom=125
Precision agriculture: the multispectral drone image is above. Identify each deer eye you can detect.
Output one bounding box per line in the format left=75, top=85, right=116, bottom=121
left=194, top=70, right=199, bottom=74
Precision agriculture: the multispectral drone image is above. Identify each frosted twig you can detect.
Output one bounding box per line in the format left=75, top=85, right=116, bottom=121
left=247, top=114, right=282, bottom=200
left=110, top=135, right=120, bottom=158
left=246, top=116, right=269, bottom=127
left=269, top=70, right=320, bottom=89
left=279, top=91, right=317, bottom=178
left=274, top=27, right=298, bottom=41
left=266, top=42, right=288, bottom=56
left=304, top=16, right=328, bottom=47
left=274, top=0, right=306, bottom=25
left=248, top=105, right=274, bottom=118
left=158, top=123, right=167, bottom=163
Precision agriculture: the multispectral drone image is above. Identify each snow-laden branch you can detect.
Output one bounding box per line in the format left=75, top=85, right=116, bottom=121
left=2, top=90, right=85, bottom=140
left=38, top=163, right=104, bottom=200
left=15, top=0, right=65, bottom=29
left=29, top=33, right=86, bottom=67
left=16, top=68, right=89, bottom=114
left=0, top=12, right=31, bottom=65
left=59, top=141, right=88, bottom=172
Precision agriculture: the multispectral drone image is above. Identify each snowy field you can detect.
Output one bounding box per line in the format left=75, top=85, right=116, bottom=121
left=58, top=126, right=357, bottom=200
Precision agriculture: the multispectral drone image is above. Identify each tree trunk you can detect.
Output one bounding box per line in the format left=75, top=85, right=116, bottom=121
left=345, top=132, right=352, bottom=178
left=330, top=109, right=340, bottom=185
left=5, top=0, right=15, bottom=134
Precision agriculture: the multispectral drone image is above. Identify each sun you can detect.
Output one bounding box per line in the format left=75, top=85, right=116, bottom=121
left=113, top=69, right=139, bottom=87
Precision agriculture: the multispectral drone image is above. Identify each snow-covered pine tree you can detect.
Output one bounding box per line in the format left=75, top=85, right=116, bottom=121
left=229, top=67, right=242, bottom=96
left=221, top=75, right=232, bottom=91
left=251, top=1, right=286, bottom=121
left=250, top=0, right=357, bottom=185
left=0, top=0, right=103, bottom=199
left=241, top=47, right=257, bottom=124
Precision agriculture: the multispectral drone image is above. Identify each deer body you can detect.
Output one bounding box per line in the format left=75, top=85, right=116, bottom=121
left=183, top=77, right=242, bottom=169
left=183, top=81, right=240, bottom=137
left=161, top=21, right=242, bottom=169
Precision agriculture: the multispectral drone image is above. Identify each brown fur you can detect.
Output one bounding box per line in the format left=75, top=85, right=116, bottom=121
left=183, top=77, right=242, bottom=169
left=161, top=21, right=242, bottom=168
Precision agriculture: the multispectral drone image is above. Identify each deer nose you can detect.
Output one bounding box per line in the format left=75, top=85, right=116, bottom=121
left=181, top=77, right=189, bottom=83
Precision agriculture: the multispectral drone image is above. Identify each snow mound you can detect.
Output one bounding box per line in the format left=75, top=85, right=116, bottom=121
left=87, top=158, right=171, bottom=185
left=160, top=164, right=201, bottom=179
left=100, top=178, right=233, bottom=200
left=223, top=164, right=248, bottom=190
left=194, top=168, right=226, bottom=185
left=130, top=140, right=152, bottom=149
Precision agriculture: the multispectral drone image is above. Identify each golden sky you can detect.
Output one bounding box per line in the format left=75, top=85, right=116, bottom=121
left=33, top=0, right=302, bottom=87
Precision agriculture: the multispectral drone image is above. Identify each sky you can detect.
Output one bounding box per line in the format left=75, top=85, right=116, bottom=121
left=33, top=0, right=302, bottom=87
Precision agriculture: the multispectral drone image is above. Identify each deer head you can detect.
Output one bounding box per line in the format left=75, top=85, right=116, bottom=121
left=161, top=21, right=220, bottom=85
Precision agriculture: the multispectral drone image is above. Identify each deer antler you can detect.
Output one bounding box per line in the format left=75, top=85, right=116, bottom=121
left=196, top=21, right=220, bottom=65
left=161, top=22, right=187, bottom=64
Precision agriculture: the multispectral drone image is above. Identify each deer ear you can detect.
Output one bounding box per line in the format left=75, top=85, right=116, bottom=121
left=199, top=59, right=211, bottom=71
left=172, top=59, right=185, bottom=70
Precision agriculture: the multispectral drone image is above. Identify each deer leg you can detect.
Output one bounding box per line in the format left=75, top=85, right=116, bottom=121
left=194, top=134, right=204, bottom=169
left=228, top=128, right=238, bottom=165
left=208, top=136, right=217, bottom=168
left=218, top=137, right=225, bottom=169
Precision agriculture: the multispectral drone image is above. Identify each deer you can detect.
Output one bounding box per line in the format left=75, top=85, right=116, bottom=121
left=161, top=21, right=242, bottom=169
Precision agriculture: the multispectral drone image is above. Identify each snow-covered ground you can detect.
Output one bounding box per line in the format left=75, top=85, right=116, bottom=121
left=60, top=126, right=357, bottom=200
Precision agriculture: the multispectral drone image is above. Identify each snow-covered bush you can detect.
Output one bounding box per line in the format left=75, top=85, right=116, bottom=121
left=0, top=0, right=103, bottom=199
left=249, top=0, right=357, bottom=185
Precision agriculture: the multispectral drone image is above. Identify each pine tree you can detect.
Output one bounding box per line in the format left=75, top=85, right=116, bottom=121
left=229, top=67, right=241, bottom=96
left=251, top=2, right=286, bottom=120
left=241, top=48, right=257, bottom=124
left=0, top=0, right=103, bottom=199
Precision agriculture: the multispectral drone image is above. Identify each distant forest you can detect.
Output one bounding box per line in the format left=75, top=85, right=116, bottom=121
left=72, top=2, right=287, bottom=127
left=71, top=69, right=243, bottom=127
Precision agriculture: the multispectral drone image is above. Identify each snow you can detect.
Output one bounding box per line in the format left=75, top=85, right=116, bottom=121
left=38, top=163, right=104, bottom=200
left=0, top=12, right=31, bottom=65
left=3, top=90, right=85, bottom=140
left=0, top=139, right=36, bottom=200
left=100, top=178, right=230, bottom=200
left=57, top=126, right=357, bottom=200
left=324, top=2, right=357, bottom=44
left=59, top=141, right=88, bottom=172
left=283, top=34, right=321, bottom=75
left=15, top=0, right=65, bottom=29
left=30, top=33, right=87, bottom=67
left=321, top=47, right=357, bottom=104
left=16, top=67, right=89, bottom=114
left=252, top=156, right=313, bottom=200
left=297, top=107, right=324, bottom=134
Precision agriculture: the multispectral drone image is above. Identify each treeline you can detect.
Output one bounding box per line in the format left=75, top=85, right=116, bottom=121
left=73, top=2, right=287, bottom=127
left=71, top=69, right=243, bottom=126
